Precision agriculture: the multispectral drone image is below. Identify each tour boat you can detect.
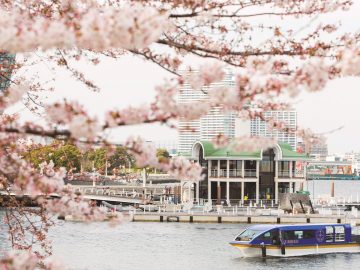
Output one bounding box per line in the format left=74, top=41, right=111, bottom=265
left=230, top=224, right=360, bottom=257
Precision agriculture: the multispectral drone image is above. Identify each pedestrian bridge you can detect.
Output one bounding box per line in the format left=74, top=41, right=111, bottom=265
left=74, top=186, right=163, bottom=204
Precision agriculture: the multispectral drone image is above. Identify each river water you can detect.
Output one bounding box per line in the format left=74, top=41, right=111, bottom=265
left=2, top=216, right=360, bottom=270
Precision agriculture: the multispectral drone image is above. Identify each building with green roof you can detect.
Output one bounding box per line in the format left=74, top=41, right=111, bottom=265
left=186, top=140, right=310, bottom=205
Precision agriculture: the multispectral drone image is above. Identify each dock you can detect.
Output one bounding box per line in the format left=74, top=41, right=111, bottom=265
left=130, top=212, right=360, bottom=225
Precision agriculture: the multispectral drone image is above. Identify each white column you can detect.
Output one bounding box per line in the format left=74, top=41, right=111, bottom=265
left=217, top=160, right=220, bottom=178
left=275, top=161, right=279, bottom=178
left=241, top=181, right=245, bottom=204
left=275, top=180, right=279, bottom=202
left=227, top=160, right=230, bottom=178
left=226, top=181, right=230, bottom=204
left=256, top=160, right=260, bottom=204
left=142, top=168, right=146, bottom=187
left=241, top=160, right=245, bottom=178
left=208, top=160, right=211, bottom=201
left=217, top=180, right=221, bottom=205
left=290, top=161, right=293, bottom=178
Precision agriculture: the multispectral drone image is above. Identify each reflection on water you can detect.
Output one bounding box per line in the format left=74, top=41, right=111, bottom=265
left=1, top=211, right=360, bottom=270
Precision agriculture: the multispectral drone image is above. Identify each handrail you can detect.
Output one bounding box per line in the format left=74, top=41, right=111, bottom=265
left=244, top=169, right=256, bottom=177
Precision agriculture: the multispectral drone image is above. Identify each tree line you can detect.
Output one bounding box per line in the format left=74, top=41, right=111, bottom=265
left=23, top=142, right=171, bottom=175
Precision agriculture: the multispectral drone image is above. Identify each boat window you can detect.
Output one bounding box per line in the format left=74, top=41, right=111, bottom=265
left=294, top=231, right=303, bottom=239
left=261, top=231, right=272, bottom=240
left=303, top=230, right=315, bottom=239
left=282, top=230, right=306, bottom=240
left=325, top=226, right=334, bottom=242
left=281, top=230, right=315, bottom=240
left=235, top=229, right=261, bottom=241
left=335, top=226, right=345, bottom=242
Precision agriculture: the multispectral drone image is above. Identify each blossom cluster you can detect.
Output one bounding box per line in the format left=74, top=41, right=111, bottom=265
left=45, top=193, right=118, bottom=223
left=12, top=160, right=65, bottom=196
left=46, top=101, right=101, bottom=140
left=0, top=4, right=169, bottom=53
left=0, top=83, right=30, bottom=109
left=0, top=250, right=64, bottom=270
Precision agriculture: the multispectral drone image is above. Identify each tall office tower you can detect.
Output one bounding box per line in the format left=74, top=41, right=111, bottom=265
left=250, top=111, right=297, bottom=150
left=0, top=53, right=16, bottom=92
left=177, top=71, right=236, bottom=154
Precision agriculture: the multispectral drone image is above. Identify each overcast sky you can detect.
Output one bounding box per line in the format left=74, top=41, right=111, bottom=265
left=7, top=2, right=360, bottom=155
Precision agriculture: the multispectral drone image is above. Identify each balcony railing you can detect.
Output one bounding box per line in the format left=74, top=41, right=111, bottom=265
left=278, top=171, right=290, bottom=178
left=209, top=169, right=259, bottom=178
left=244, top=169, right=257, bottom=178
left=219, top=169, right=227, bottom=177
left=278, top=170, right=305, bottom=178
left=210, top=169, right=227, bottom=177
left=210, top=170, right=217, bottom=177
left=229, top=169, right=242, bottom=178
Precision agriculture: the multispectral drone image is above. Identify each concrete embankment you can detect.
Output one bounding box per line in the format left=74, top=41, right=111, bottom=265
left=131, top=213, right=360, bottom=225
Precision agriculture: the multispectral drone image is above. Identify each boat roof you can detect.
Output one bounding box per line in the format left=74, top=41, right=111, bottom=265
left=246, top=224, right=351, bottom=231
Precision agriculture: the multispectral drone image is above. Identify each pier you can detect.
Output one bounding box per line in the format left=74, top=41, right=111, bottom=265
left=130, top=212, right=350, bottom=224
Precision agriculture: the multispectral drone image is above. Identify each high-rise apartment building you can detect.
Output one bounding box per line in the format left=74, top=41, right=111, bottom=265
left=296, top=141, right=328, bottom=160
left=177, top=72, right=236, bottom=154
left=250, top=111, right=297, bottom=150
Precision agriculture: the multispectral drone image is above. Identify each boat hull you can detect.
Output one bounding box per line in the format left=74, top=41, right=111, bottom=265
left=230, top=242, right=360, bottom=257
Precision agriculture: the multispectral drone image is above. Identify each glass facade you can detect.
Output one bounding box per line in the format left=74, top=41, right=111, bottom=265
left=0, top=53, right=16, bottom=92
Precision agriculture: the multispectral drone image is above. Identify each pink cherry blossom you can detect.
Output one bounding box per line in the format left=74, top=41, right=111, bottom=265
left=125, top=136, right=159, bottom=168
left=188, top=61, right=225, bottom=90
left=164, top=156, right=204, bottom=182
left=68, top=114, right=101, bottom=140
left=0, top=4, right=169, bottom=53
left=1, top=83, right=30, bottom=108
left=0, top=251, right=65, bottom=270
left=105, top=106, right=150, bottom=126
left=338, top=47, right=360, bottom=76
